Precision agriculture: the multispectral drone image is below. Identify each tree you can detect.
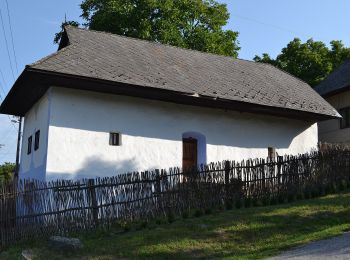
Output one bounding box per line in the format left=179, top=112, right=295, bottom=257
left=254, top=38, right=350, bottom=87
left=0, top=162, right=15, bottom=183
left=55, top=0, right=240, bottom=57
left=54, top=20, right=80, bottom=44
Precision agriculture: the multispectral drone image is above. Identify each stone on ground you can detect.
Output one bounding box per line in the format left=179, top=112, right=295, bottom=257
left=48, top=236, right=83, bottom=251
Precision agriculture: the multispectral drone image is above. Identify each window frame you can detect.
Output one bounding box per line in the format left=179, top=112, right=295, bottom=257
left=268, top=147, right=276, bottom=159
left=109, top=132, right=122, bottom=146
left=27, top=136, right=32, bottom=155
left=34, top=130, right=40, bottom=151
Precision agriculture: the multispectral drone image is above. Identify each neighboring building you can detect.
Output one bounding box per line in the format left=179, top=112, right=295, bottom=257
left=0, top=26, right=339, bottom=181
left=315, top=60, right=350, bottom=144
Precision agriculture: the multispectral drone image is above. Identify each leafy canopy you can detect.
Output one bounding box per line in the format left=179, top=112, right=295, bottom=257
left=55, top=0, right=240, bottom=57
left=0, top=162, right=15, bottom=184
left=254, top=38, right=350, bottom=87
left=54, top=20, right=80, bottom=44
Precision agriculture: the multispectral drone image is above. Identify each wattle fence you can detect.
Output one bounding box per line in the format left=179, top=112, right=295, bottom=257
left=1, top=148, right=350, bottom=249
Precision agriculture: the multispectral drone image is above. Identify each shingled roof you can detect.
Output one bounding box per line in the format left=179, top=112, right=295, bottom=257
left=315, top=59, right=350, bottom=97
left=0, top=26, right=339, bottom=120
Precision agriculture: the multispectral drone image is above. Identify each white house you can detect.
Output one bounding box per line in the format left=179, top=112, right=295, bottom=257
left=0, top=26, right=339, bottom=181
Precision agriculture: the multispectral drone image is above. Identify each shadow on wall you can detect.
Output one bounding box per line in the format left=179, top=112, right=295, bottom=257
left=46, top=156, right=158, bottom=181
left=50, top=92, right=313, bottom=150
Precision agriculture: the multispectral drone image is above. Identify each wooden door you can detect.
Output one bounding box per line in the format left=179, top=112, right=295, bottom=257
left=183, top=138, right=197, bottom=170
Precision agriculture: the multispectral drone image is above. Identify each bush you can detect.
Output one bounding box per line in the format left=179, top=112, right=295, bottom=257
left=235, top=199, right=243, bottom=209
left=262, top=196, right=270, bottom=206
left=225, top=202, right=233, bottom=210
left=252, top=198, right=263, bottom=207
left=304, top=190, right=311, bottom=199
left=318, top=186, right=326, bottom=196
left=296, top=192, right=304, bottom=200
left=339, top=180, right=347, bottom=191
left=194, top=209, right=203, bottom=217
left=182, top=210, right=189, bottom=219
left=311, top=187, right=320, bottom=198
left=155, top=218, right=163, bottom=225
left=278, top=194, right=286, bottom=204
left=205, top=208, right=213, bottom=215
left=0, top=162, right=15, bottom=184
left=270, top=197, right=278, bottom=205
left=287, top=193, right=296, bottom=203
left=167, top=211, right=175, bottom=223
left=244, top=197, right=252, bottom=208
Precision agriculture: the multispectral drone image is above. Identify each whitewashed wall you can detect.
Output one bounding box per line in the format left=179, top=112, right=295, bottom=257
left=19, top=90, right=51, bottom=180
left=38, top=87, right=318, bottom=181
left=318, top=90, right=350, bottom=143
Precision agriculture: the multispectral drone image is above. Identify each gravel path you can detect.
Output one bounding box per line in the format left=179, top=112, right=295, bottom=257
left=270, top=232, right=350, bottom=260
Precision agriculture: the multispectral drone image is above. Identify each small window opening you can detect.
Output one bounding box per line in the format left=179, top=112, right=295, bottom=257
left=339, top=107, right=350, bottom=129
left=109, top=132, right=121, bottom=146
left=268, top=147, right=276, bottom=159
left=34, top=130, right=40, bottom=151
left=27, top=136, right=32, bottom=155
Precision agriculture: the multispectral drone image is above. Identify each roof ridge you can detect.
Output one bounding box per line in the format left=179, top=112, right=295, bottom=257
left=65, top=25, right=261, bottom=65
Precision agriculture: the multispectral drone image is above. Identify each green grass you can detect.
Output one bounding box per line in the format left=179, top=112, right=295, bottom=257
left=3, top=191, right=350, bottom=259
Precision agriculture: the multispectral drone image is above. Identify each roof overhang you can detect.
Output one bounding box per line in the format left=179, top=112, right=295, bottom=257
left=0, top=68, right=340, bottom=121
left=321, top=85, right=350, bottom=98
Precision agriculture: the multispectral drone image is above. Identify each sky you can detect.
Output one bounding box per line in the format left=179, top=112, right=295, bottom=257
left=0, top=0, right=349, bottom=164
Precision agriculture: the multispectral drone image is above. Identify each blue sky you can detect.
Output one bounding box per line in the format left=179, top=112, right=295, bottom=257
left=0, top=0, right=349, bottom=164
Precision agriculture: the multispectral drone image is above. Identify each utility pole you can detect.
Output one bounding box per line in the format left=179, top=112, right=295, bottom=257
left=14, top=116, right=22, bottom=179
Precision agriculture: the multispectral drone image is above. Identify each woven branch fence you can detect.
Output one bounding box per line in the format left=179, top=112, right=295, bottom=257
left=1, top=148, right=350, bottom=249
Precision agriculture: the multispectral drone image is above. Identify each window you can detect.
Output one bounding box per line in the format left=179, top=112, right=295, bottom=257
left=339, top=107, right=350, bottom=129
left=268, top=147, right=276, bottom=159
left=109, top=132, right=121, bottom=146
left=27, top=136, right=32, bottom=155
left=34, top=130, right=40, bottom=151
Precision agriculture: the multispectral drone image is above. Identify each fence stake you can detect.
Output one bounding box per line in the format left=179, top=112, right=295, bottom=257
left=87, top=179, right=99, bottom=227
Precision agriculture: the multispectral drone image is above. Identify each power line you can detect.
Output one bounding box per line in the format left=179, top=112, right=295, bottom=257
left=4, top=0, right=18, bottom=73
left=0, top=68, right=7, bottom=88
left=0, top=73, right=6, bottom=97
left=0, top=93, right=17, bottom=132
left=0, top=8, right=15, bottom=81
left=231, top=13, right=332, bottom=43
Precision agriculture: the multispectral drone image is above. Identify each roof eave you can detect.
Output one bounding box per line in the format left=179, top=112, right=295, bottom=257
left=320, top=85, right=350, bottom=98
left=0, top=68, right=339, bottom=121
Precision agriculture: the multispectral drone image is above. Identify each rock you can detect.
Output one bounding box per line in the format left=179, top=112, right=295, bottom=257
left=21, top=249, right=36, bottom=260
left=48, top=236, right=83, bottom=251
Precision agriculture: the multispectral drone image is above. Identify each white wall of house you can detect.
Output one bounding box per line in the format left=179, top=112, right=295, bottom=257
left=27, top=87, right=318, bottom=181
left=19, top=87, right=318, bottom=181
left=318, top=90, right=350, bottom=143
left=19, top=90, right=51, bottom=180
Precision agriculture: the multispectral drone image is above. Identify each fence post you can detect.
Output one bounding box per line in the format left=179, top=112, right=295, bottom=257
left=224, top=160, right=231, bottom=203
left=87, top=179, right=98, bottom=227
left=155, top=169, right=161, bottom=194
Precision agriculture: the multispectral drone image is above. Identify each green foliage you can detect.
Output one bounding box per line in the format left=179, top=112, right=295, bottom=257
left=194, top=208, right=203, bottom=217
left=0, top=162, right=15, bottom=183
left=56, top=0, right=240, bottom=57
left=181, top=210, right=189, bottom=219
left=167, top=211, right=175, bottom=223
left=54, top=20, right=80, bottom=44
left=204, top=208, right=213, bottom=214
left=254, top=38, right=350, bottom=87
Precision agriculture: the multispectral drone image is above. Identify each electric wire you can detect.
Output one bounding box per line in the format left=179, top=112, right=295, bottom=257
left=0, top=8, right=15, bottom=81
left=4, top=0, right=18, bottom=73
